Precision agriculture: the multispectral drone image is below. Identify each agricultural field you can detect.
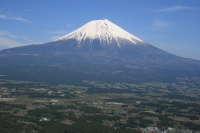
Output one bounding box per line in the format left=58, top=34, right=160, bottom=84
left=0, top=78, right=200, bottom=133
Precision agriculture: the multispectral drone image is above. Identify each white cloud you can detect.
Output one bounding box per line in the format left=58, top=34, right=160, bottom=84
left=0, top=30, right=18, bottom=38
left=0, top=30, right=27, bottom=40
left=47, top=30, right=70, bottom=41
left=156, top=5, right=198, bottom=12
left=0, top=37, right=24, bottom=47
left=0, top=36, right=42, bottom=48
left=47, top=31, right=69, bottom=34
left=0, top=30, right=41, bottom=48
left=50, top=36, right=61, bottom=41
left=0, top=14, right=32, bottom=23
left=153, top=21, right=170, bottom=27
left=66, top=24, right=72, bottom=27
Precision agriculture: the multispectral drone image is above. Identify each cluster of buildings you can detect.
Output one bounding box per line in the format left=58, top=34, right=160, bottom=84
left=141, top=127, right=160, bottom=132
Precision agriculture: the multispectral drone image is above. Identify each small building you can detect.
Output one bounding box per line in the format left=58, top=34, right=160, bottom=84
left=168, top=127, right=173, bottom=131
left=136, top=101, right=140, bottom=104
left=39, top=117, right=49, bottom=121
left=51, top=99, right=58, bottom=102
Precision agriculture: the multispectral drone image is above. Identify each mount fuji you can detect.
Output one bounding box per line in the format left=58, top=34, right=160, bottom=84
left=0, top=19, right=200, bottom=85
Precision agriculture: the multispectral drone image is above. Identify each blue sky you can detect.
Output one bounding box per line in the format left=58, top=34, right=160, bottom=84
left=0, top=0, right=200, bottom=59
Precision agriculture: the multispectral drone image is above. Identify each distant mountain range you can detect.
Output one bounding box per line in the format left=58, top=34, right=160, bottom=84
left=0, top=19, right=200, bottom=85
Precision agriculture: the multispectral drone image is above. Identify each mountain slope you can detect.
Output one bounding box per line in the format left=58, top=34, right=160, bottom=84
left=0, top=19, right=200, bottom=85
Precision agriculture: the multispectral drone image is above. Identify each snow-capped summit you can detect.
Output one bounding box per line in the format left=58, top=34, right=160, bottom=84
left=54, top=19, right=146, bottom=47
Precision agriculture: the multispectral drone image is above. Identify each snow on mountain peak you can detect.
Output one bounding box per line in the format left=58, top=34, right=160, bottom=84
left=54, top=19, right=146, bottom=46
